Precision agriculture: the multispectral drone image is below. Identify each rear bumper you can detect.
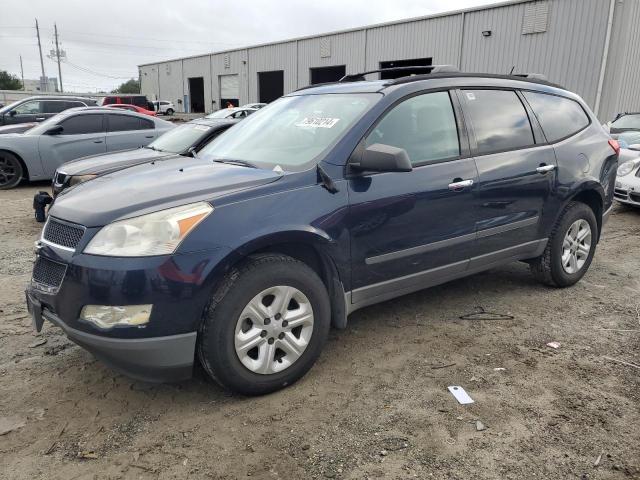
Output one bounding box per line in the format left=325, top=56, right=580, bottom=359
left=26, top=290, right=196, bottom=382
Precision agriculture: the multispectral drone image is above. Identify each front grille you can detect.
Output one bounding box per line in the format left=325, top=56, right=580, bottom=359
left=630, top=192, right=640, bottom=203
left=43, top=218, right=84, bottom=249
left=32, top=257, right=67, bottom=289
left=614, top=188, right=628, bottom=200
left=54, top=172, right=68, bottom=185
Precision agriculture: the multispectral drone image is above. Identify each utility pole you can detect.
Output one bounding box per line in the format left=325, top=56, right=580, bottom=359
left=54, top=23, right=63, bottom=92
left=19, top=55, right=25, bottom=90
left=35, top=19, right=47, bottom=91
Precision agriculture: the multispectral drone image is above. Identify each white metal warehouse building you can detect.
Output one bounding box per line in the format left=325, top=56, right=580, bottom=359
left=139, top=0, right=640, bottom=121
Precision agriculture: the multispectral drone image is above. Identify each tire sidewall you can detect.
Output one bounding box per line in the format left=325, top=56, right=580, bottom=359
left=550, top=203, right=598, bottom=286
left=200, top=258, right=330, bottom=395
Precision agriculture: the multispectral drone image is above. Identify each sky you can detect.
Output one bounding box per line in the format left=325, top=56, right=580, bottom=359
left=0, top=0, right=500, bottom=93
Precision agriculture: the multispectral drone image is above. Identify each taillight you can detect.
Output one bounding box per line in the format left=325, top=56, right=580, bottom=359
left=608, top=139, right=620, bottom=156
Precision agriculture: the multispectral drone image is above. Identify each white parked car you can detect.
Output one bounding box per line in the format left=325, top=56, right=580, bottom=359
left=153, top=101, right=175, bottom=115
left=240, top=103, right=267, bottom=110
left=614, top=133, right=640, bottom=207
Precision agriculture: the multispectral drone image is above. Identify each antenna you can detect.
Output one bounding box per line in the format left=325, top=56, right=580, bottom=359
left=509, top=66, right=515, bottom=75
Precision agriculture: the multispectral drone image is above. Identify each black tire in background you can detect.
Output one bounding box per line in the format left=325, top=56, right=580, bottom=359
left=166, top=108, right=174, bottom=116
left=530, top=201, right=598, bottom=287
left=198, top=253, right=331, bottom=395
left=0, top=151, right=23, bottom=190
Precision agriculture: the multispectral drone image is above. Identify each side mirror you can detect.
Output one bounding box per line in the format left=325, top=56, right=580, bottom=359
left=44, top=125, right=63, bottom=135
left=351, top=143, right=412, bottom=172
left=9, top=110, right=16, bottom=117
left=187, top=146, right=197, bottom=157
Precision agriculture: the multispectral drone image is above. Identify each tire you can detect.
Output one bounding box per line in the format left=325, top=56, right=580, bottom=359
left=166, top=108, right=174, bottom=116
left=198, top=253, right=331, bottom=395
left=0, top=152, right=23, bottom=190
left=530, top=201, right=598, bottom=287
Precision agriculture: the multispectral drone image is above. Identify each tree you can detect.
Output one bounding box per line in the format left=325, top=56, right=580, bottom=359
left=112, top=79, right=140, bottom=94
left=0, top=70, right=22, bottom=90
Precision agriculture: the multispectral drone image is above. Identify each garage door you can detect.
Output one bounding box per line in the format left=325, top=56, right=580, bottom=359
left=220, top=74, right=239, bottom=107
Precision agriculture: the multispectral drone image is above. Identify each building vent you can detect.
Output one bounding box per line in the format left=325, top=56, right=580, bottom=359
left=522, top=1, right=549, bottom=34
left=224, top=54, right=231, bottom=69
left=320, top=37, right=331, bottom=58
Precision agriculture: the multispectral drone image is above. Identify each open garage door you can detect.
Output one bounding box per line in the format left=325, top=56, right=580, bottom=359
left=258, top=70, right=284, bottom=104
left=310, top=65, right=346, bottom=85
left=379, top=58, right=433, bottom=79
left=188, top=77, right=205, bottom=113
left=220, top=74, right=239, bottom=108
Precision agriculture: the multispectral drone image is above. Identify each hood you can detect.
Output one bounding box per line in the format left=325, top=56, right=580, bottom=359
left=59, top=148, right=174, bottom=176
left=50, top=156, right=282, bottom=227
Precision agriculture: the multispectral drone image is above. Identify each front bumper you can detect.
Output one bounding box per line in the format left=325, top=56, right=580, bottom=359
left=27, top=291, right=196, bottom=382
left=613, top=180, right=640, bottom=207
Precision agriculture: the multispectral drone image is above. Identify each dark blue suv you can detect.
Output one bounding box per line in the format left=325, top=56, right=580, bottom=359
left=26, top=69, right=618, bottom=395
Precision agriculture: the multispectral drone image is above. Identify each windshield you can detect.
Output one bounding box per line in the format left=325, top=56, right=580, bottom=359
left=206, top=110, right=233, bottom=119
left=149, top=123, right=211, bottom=153
left=612, top=114, right=640, bottom=131
left=199, top=93, right=379, bottom=171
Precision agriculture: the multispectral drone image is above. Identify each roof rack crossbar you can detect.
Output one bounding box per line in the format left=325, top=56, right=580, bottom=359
left=339, top=65, right=459, bottom=82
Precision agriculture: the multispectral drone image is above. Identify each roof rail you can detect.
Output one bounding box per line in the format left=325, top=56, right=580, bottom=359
left=511, top=73, right=548, bottom=81
left=339, top=65, right=459, bottom=82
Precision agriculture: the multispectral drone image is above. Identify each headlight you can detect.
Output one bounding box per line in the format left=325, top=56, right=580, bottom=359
left=84, top=202, right=213, bottom=256
left=69, top=174, right=98, bottom=186
left=617, top=161, right=637, bottom=177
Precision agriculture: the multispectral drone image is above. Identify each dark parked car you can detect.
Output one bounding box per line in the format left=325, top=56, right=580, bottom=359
left=50, top=118, right=237, bottom=197
left=98, top=94, right=154, bottom=112
left=26, top=68, right=618, bottom=395
left=0, top=96, right=97, bottom=126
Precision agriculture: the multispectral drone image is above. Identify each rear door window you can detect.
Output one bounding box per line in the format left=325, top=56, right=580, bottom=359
left=462, top=89, right=535, bottom=155
left=365, top=91, right=460, bottom=166
left=523, top=91, right=590, bottom=142
left=42, top=101, right=69, bottom=114
left=60, top=114, right=104, bottom=134
left=108, top=114, right=143, bottom=132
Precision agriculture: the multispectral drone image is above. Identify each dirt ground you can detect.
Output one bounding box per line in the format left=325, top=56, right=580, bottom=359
left=1, top=183, right=639, bottom=480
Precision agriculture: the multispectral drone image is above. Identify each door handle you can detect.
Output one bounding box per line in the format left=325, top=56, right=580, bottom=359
left=35, top=117, right=45, bottom=121
left=144, top=135, right=154, bottom=138
left=536, top=164, right=556, bottom=174
left=93, top=140, right=104, bottom=144
left=448, top=179, right=474, bottom=191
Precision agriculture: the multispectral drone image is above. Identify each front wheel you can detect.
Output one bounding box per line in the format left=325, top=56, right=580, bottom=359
left=530, top=201, right=598, bottom=287
left=166, top=108, right=174, bottom=116
left=0, top=152, right=23, bottom=190
left=198, top=253, right=330, bottom=395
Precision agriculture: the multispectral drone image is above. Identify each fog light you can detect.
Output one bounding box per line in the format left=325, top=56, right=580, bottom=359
left=80, top=305, right=152, bottom=330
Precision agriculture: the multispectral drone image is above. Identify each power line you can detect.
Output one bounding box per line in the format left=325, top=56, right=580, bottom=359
left=61, top=59, right=135, bottom=79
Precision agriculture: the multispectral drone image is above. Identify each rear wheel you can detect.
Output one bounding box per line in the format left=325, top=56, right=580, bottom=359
left=198, top=253, right=330, bottom=395
left=0, top=152, right=23, bottom=190
left=530, top=201, right=598, bottom=287
left=166, top=108, right=174, bottom=116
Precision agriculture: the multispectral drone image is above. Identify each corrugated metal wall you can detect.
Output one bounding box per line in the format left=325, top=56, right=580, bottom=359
left=461, top=0, right=610, bottom=107
left=139, top=0, right=639, bottom=119
left=182, top=55, right=212, bottom=113
left=247, top=42, right=298, bottom=103
left=599, top=0, right=640, bottom=121
left=297, top=30, right=366, bottom=86
left=365, top=14, right=463, bottom=72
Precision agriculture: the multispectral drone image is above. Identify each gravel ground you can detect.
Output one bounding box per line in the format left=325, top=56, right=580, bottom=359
left=1, top=182, right=639, bottom=480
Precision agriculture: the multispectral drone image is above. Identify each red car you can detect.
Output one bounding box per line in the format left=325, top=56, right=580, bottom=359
left=106, top=104, right=157, bottom=116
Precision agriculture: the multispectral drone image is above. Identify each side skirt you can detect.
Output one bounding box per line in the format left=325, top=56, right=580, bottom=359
left=345, top=239, right=547, bottom=315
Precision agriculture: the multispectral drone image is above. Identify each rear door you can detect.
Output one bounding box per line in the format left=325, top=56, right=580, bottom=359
left=347, top=90, right=479, bottom=304
left=41, top=100, right=72, bottom=121
left=105, top=113, right=156, bottom=151
left=459, top=88, right=556, bottom=265
left=38, top=113, right=106, bottom=177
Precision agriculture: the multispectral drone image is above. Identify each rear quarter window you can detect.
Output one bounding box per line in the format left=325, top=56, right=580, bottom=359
left=522, top=91, right=590, bottom=143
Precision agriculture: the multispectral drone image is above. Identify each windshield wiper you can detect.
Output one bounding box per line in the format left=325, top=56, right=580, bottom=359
left=213, top=158, right=257, bottom=169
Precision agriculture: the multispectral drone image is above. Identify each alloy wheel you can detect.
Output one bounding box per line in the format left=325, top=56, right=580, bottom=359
left=0, top=156, right=18, bottom=188
left=234, top=285, right=314, bottom=374
left=561, top=219, right=591, bottom=274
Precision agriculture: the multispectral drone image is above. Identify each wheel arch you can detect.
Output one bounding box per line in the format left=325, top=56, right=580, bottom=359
left=564, top=182, right=605, bottom=241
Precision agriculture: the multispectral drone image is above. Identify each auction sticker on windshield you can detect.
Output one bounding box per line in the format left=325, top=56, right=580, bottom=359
left=296, top=117, right=340, bottom=128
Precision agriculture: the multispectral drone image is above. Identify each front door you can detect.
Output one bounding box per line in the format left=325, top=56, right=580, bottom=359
left=38, top=113, right=106, bottom=177
left=458, top=88, right=555, bottom=264
left=4, top=99, right=42, bottom=125
left=347, top=90, right=479, bottom=305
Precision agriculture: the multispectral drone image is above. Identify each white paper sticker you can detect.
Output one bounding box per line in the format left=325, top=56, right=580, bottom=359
left=193, top=125, right=211, bottom=132
left=466, top=92, right=476, bottom=101
left=448, top=386, right=474, bottom=405
left=295, top=117, right=340, bottom=128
